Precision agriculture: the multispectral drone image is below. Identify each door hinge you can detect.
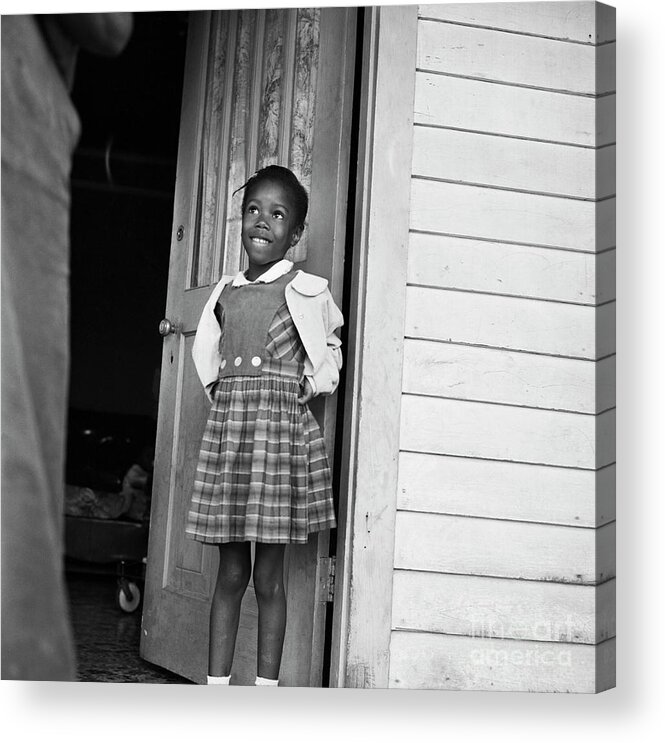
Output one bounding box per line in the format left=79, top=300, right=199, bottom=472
left=319, top=556, right=336, bottom=603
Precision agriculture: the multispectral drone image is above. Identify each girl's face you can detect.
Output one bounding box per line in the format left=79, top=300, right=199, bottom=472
left=241, top=179, right=302, bottom=273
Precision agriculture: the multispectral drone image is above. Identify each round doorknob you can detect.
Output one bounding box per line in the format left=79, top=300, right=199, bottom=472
left=159, top=318, right=179, bottom=336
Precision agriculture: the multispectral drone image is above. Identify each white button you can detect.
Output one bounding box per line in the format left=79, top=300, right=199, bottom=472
left=220, top=359, right=227, bottom=369
left=251, top=356, right=262, bottom=367
left=298, top=313, right=304, bottom=319
left=234, top=356, right=242, bottom=366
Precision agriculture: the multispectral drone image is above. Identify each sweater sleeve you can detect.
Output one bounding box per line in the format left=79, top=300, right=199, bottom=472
left=308, top=289, right=343, bottom=396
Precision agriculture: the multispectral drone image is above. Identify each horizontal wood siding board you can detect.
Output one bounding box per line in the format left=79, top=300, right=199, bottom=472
left=400, top=395, right=615, bottom=469
left=595, top=2, right=617, bottom=45
left=415, top=73, right=615, bottom=147
left=596, top=247, right=616, bottom=305
left=596, top=463, right=617, bottom=525
left=417, top=19, right=614, bottom=95
left=410, top=179, right=614, bottom=253
left=404, top=286, right=615, bottom=359
left=407, top=232, right=614, bottom=304
left=397, top=452, right=616, bottom=527
left=596, top=93, right=616, bottom=147
left=595, top=574, right=616, bottom=646
left=595, top=195, right=616, bottom=252
left=596, top=355, right=616, bottom=417
left=394, top=511, right=615, bottom=584
left=601, top=352, right=616, bottom=411
left=418, top=2, right=615, bottom=44
left=391, top=571, right=616, bottom=643
left=389, top=631, right=616, bottom=692
left=595, top=402, right=616, bottom=472
left=596, top=299, right=616, bottom=360
left=412, top=127, right=615, bottom=200
left=402, top=339, right=615, bottom=414
left=596, top=143, right=616, bottom=200
left=596, top=41, right=616, bottom=97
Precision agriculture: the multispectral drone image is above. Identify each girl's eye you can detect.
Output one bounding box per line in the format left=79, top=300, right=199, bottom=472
left=273, top=211, right=284, bottom=220
left=247, top=205, right=259, bottom=214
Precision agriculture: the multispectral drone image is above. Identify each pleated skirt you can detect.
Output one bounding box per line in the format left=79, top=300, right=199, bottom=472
left=186, top=356, right=336, bottom=544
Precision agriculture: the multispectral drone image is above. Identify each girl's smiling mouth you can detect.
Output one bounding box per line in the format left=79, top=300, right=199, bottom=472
left=250, top=236, right=271, bottom=245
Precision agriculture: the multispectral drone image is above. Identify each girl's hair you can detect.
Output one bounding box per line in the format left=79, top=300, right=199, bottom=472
left=236, top=165, right=309, bottom=230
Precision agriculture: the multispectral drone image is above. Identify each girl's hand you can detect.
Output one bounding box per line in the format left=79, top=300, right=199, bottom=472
left=297, top=378, right=315, bottom=405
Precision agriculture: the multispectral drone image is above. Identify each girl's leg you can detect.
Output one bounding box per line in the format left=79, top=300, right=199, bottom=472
left=208, top=541, right=252, bottom=677
left=253, top=543, right=287, bottom=680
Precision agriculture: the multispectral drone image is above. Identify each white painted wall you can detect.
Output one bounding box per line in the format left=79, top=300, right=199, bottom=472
left=389, top=1, right=616, bottom=692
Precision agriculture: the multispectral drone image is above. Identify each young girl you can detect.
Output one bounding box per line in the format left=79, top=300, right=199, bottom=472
left=186, top=165, right=343, bottom=687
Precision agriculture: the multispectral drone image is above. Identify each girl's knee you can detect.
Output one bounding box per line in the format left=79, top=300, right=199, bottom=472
left=219, top=563, right=250, bottom=593
left=253, top=569, right=284, bottom=602
left=253, top=543, right=286, bottom=601
left=216, top=549, right=251, bottom=596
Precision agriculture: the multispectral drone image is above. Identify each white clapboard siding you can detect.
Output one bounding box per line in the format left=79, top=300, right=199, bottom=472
left=407, top=233, right=616, bottom=304
left=377, top=3, right=616, bottom=692
left=402, top=339, right=615, bottom=413
left=414, top=73, right=615, bottom=147
left=410, top=179, right=614, bottom=252
left=417, top=19, right=615, bottom=95
left=394, top=511, right=615, bottom=584
left=418, top=3, right=616, bottom=44
left=597, top=146, right=616, bottom=202
left=400, top=396, right=615, bottom=469
left=596, top=352, right=616, bottom=412
left=597, top=250, right=620, bottom=305
left=397, top=452, right=616, bottom=527
left=392, top=571, right=616, bottom=643
left=412, top=128, right=615, bottom=200
left=389, top=632, right=616, bottom=692
left=404, top=286, right=615, bottom=359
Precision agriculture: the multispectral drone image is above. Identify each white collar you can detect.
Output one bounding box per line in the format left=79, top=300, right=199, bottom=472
left=232, top=259, right=294, bottom=287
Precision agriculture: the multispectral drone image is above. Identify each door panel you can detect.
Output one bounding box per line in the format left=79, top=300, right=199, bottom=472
left=141, top=8, right=355, bottom=686
left=162, top=331, right=212, bottom=598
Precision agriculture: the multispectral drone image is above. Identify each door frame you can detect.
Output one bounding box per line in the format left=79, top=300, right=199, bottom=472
left=328, top=5, right=419, bottom=689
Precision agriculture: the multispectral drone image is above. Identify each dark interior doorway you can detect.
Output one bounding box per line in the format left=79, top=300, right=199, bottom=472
left=64, top=11, right=187, bottom=681
left=69, top=11, right=187, bottom=418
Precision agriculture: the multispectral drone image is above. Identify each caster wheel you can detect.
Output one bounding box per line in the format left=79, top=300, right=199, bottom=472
left=117, top=580, right=141, bottom=613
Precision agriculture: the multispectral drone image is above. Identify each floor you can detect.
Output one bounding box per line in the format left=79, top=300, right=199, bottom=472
left=66, top=571, right=191, bottom=684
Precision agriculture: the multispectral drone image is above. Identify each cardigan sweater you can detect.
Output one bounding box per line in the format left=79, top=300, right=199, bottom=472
left=192, top=269, right=344, bottom=401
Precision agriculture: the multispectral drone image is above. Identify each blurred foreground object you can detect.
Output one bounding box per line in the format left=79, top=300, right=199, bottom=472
left=1, top=13, right=132, bottom=681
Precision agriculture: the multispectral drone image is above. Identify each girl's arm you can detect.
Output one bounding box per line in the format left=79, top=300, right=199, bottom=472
left=192, top=277, right=231, bottom=401
left=303, top=290, right=343, bottom=399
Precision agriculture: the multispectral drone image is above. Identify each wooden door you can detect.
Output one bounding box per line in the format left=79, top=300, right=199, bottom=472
left=141, top=8, right=355, bottom=686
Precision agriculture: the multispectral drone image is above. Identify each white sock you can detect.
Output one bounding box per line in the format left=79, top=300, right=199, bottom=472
left=207, top=674, right=231, bottom=685
left=255, top=675, right=279, bottom=686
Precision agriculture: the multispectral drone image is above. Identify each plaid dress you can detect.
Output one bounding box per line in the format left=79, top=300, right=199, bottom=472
left=186, top=286, right=337, bottom=544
